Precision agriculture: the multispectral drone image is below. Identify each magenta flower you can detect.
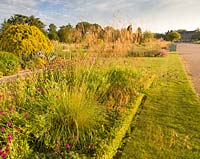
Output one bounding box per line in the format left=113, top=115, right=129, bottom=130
left=7, top=134, right=13, bottom=142
left=7, top=122, right=12, bottom=127
left=65, top=143, right=70, bottom=149
left=9, top=107, right=13, bottom=112
left=37, top=87, right=43, bottom=92
left=5, top=146, right=9, bottom=153
left=0, top=150, right=2, bottom=155
left=1, top=153, right=7, bottom=159
left=0, top=111, right=4, bottom=115
left=1, top=127, right=5, bottom=133
left=24, top=113, right=29, bottom=118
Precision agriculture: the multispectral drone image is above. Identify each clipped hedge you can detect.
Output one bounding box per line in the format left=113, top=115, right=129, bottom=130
left=94, top=75, right=155, bottom=159
left=0, top=24, right=53, bottom=59
left=0, top=51, right=20, bottom=76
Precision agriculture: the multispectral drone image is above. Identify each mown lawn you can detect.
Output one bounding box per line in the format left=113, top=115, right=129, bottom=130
left=119, top=53, right=200, bottom=159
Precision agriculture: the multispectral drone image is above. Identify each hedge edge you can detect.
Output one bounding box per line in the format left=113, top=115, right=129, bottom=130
left=95, top=75, right=155, bottom=159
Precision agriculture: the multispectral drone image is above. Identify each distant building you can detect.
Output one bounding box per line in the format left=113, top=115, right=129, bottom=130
left=179, top=31, right=196, bottom=42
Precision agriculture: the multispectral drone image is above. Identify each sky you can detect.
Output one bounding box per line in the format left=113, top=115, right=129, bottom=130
left=0, top=0, right=200, bottom=33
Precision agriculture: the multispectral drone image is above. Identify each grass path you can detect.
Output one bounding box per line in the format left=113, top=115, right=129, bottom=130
left=119, top=53, right=200, bottom=159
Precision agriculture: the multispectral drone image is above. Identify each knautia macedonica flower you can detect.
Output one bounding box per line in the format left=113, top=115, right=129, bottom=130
left=9, top=107, right=13, bottom=112
left=1, top=153, right=7, bottom=159
left=1, top=127, right=5, bottom=133
left=7, top=134, right=13, bottom=142
left=5, top=146, right=10, bottom=153
left=7, top=122, right=12, bottom=127
left=37, top=87, right=43, bottom=92
left=24, top=113, right=29, bottom=118
left=65, top=143, right=70, bottom=149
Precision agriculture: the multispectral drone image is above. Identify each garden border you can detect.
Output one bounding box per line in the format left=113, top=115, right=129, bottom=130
left=94, top=75, right=155, bottom=159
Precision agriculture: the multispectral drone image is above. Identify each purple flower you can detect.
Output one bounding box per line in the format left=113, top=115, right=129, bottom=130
left=1, top=127, right=5, bottom=133
left=7, top=122, right=12, bottom=127
left=7, top=134, right=13, bottom=142
left=65, top=143, right=70, bottom=149
left=24, top=113, right=29, bottom=118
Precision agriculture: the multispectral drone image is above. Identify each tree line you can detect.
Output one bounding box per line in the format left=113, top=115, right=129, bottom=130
left=0, top=14, right=157, bottom=44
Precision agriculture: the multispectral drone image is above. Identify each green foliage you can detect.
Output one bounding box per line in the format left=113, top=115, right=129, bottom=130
left=166, top=31, right=181, bottom=41
left=58, top=24, right=74, bottom=43
left=0, top=24, right=53, bottom=59
left=0, top=14, right=46, bottom=35
left=143, top=31, right=154, bottom=42
left=192, top=32, right=200, bottom=40
left=48, top=23, right=59, bottom=41
left=0, top=51, right=20, bottom=75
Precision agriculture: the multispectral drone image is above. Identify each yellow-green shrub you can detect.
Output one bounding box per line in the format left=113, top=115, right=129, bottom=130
left=0, top=24, right=53, bottom=59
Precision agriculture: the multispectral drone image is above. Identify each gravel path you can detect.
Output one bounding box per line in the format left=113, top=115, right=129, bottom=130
left=176, top=43, right=200, bottom=95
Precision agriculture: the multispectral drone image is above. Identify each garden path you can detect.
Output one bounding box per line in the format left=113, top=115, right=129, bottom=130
left=177, top=43, right=200, bottom=95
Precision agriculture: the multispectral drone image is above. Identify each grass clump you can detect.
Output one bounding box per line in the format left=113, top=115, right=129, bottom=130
left=0, top=51, right=20, bottom=76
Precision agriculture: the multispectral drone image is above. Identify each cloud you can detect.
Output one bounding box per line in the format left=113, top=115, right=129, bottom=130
left=0, top=0, right=200, bottom=32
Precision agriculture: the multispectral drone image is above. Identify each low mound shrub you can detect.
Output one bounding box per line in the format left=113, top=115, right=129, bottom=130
left=0, top=24, right=53, bottom=60
left=0, top=51, right=20, bottom=75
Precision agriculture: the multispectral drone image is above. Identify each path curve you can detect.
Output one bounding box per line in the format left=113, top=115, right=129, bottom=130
left=176, top=43, right=200, bottom=95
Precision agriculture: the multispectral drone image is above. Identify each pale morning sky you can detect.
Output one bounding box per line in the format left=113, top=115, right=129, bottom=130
left=0, top=0, right=200, bottom=33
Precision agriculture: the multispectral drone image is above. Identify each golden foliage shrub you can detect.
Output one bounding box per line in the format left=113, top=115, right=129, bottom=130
left=0, top=24, right=53, bottom=59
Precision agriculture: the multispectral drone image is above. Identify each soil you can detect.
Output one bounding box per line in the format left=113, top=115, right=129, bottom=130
left=177, top=43, right=200, bottom=95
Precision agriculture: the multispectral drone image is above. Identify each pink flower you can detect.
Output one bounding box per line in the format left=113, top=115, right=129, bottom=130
left=0, top=95, right=3, bottom=99
left=24, top=113, right=29, bottom=118
left=1, top=127, right=5, bottom=132
left=0, top=111, right=4, bottom=115
left=159, top=49, right=168, bottom=56
left=1, top=153, right=7, bottom=159
left=37, top=87, right=43, bottom=92
left=7, top=134, right=13, bottom=142
left=0, top=150, right=2, bottom=155
left=65, top=143, right=70, bottom=149
left=9, top=107, right=13, bottom=112
left=7, top=122, right=12, bottom=127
